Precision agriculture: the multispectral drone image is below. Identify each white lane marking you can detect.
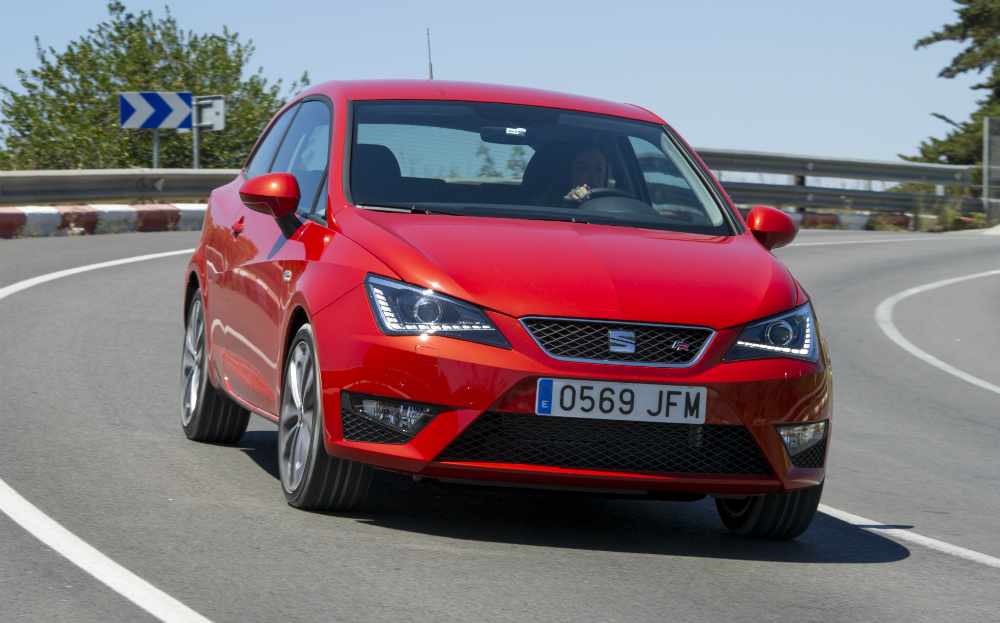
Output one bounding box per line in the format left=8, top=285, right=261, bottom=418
left=787, top=235, right=981, bottom=247
left=0, top=249, right=193, bottom=301
left=0, top=480, right=212, bottom=622
left=0, top=248, right=214, bottom=623
left=874, top=269, right=1000, bottom=396
left=820, top=504, right=1000, bottom=569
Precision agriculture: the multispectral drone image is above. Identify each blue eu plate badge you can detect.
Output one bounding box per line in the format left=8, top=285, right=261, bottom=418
left=536, top=379, right=554, bottom=414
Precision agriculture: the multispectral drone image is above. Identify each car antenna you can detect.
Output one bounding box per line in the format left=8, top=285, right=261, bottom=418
left=427, top=28, right=434, bottom=80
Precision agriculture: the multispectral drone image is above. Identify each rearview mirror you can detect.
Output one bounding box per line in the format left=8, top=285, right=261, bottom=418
left=239, top=173, right=300, bottom=219
left=746, top=206, right=798, bottom=251
left=479, top=126, right=531, bottom=145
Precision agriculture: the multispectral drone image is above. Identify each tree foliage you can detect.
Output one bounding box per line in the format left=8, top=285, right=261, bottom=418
left=907, top=0, right=1000, bottom=166
left=0, top=2, right=306, bottom=170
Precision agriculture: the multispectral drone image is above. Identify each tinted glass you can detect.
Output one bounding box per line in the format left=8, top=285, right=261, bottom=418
left=245, top=104, right=297, bottom=179
left=271, top=100, right=331, bottom=216
left=351, top=101, right=731, bottom=235
left=629, top=137, right=724, bottom=227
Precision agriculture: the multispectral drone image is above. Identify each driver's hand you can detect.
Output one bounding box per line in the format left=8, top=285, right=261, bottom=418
left=563, top=185, right=591, bottom=204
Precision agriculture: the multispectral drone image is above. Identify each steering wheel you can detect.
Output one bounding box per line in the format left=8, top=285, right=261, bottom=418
left=562, top=187, right=635, bottom=208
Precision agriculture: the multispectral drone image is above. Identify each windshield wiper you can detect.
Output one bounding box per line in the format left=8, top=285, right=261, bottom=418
left=357, top=203, right=472, bottom=217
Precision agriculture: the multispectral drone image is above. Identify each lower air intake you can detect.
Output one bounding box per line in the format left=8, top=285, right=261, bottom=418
left=789, top=436, right=827, bottom=469
left=436, top=412, right=772, bottom=475
left=341, top=408, right=412, bottom=444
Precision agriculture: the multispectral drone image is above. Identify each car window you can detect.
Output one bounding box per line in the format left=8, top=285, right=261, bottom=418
left=271, top=100, right=331, bottom=217
left=245, top=104, right=298, bottom=179
left=351, top=101, right=733, bottom=236
left=628, top=137, right=725, bottom=227
left=357, top=124, right=535, bottom=183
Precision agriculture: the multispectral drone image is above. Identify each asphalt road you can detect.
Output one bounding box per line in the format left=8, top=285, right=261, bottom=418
left=1, top=228, right=998, bottom=622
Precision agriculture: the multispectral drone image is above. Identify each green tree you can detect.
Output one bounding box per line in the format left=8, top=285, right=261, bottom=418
left=506, top=145, right=528, bottom=178
left=476, top=142, right=500, bottom=178
left=0, top=2, right=306, bottom=170
left=906, top=0, right=1000, bottom=168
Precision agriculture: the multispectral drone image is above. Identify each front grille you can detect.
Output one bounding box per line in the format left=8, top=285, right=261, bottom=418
left=789, top=437, right=826, bottom=468
left=341, top=408, right=412, bottom=444
left=437, top=412, right=772, bottom=475
left=522, top=318, right=713, bottom=366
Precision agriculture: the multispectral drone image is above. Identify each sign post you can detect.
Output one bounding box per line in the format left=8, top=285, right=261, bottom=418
left=191, top=95, right=226, bottom=169
left=119, top=92, right=193, bottom=168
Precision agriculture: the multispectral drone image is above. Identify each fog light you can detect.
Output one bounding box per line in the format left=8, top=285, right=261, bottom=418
left=776, top=421, right=826, bottom=457
left=347, top=392, right=443, bottom=436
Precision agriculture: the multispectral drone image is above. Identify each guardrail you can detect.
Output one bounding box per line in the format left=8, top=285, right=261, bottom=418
left=0, top=152, right=995, bottom=222
left=695, top=148, right=972, bottom=186
left=0, top=168, right=239, bottom=206
left=693, top=149, right=999, bottom=222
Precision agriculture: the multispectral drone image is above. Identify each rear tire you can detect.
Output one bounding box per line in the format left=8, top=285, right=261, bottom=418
left=715, top=481, right=823, bottom=539
left=181, top=289, right=250, bottom=443
left=278, top=324, right=372, bottom=511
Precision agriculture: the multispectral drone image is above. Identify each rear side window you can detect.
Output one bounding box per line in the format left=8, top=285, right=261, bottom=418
left=245, top=104, right=298, bottom=179
left=271, top=101, right=331, bottom=216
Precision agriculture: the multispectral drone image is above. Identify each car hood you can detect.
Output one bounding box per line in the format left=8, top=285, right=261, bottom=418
left=338, top=209, right=799, bottom=329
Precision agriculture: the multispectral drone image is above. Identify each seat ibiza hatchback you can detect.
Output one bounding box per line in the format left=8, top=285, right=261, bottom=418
left=181, top=80, right=830, bottom=539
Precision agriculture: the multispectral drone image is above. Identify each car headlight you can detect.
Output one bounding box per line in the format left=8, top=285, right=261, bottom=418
left=364, top=274, right=512, bottom=349
left=724, top=303, right=818, bottom=362
left=776, top=421, right=827, bottom=457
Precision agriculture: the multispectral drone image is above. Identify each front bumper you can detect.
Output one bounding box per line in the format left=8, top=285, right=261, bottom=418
left=314, top=285, right=831, bottom=495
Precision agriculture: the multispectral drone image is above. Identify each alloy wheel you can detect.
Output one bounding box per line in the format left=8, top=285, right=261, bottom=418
left=279, top=339, right=317, bottom=493
left=181, top=299, right=205, bottom=427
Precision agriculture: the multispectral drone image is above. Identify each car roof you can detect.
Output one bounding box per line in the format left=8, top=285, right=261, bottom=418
left=308, top=80, right=665, bottom=124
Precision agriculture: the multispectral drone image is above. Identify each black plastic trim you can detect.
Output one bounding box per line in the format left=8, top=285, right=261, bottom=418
left=342, top=99, right=355, bottom=206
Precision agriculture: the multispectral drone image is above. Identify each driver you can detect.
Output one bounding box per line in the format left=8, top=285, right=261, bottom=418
left=534, top=140, right=609, bottom=207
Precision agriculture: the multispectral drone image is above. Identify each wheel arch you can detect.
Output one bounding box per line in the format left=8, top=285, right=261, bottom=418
left=282, top=305, right=312, bottom=379
left=183, top=270, right=201, bottom=324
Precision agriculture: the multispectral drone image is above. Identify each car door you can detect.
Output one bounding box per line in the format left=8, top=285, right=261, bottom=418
left=224, top=98, right=332, bottom=414
left=204, top=104, right=298, bottom=387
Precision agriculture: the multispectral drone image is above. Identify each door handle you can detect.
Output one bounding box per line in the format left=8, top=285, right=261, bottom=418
left=231, top=216, right=245, bottom=236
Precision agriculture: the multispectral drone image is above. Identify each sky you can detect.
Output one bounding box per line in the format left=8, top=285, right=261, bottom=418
left=0, top=0, right=984, bottom=161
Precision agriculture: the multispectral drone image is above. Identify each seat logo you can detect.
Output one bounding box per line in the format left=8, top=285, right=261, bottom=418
left=608, top=330, right=636, bottom=354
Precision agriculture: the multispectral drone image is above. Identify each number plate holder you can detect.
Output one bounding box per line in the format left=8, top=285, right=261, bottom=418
left=535, top=378, right=706, bottom=424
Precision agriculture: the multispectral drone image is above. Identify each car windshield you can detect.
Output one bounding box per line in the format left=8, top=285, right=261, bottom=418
left=350, top=101, right=734, bottom=235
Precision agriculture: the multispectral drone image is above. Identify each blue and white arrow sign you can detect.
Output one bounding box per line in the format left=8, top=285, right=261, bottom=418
left=119, top=92, right=192, bottom=129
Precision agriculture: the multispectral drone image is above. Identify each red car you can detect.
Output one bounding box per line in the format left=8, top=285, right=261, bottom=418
left=181, top=80, right=830, bottom=539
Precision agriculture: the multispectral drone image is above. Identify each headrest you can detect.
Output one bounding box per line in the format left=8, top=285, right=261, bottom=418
left=521, top=144, right=563, bottom=192
left=352, top=144, right=402, bottom=180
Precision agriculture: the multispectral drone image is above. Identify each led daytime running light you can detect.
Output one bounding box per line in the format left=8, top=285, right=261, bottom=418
left=371, top=285, right=492, bottom=333
left=735, top=315, right=812, bottom=356
left=364, top=275, right=512, bottom=349
left=724, top=303, right=818, bottom=363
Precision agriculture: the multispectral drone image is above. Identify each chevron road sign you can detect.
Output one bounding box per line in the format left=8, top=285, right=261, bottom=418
left=119, top=92, right=192, bottom=129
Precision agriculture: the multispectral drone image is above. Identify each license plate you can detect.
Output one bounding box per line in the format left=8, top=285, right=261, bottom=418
left=535, top=378, right=706, bottom=424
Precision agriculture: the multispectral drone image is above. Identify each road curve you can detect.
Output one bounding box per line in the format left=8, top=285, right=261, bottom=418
left=1, top=229, right=998, bottom=622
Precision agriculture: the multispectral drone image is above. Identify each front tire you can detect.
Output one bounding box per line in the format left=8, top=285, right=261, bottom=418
left=715, top=481, right=823, bottom=539
left=181, top=289, right=250, bottom=443
left=278, top=324, right=372, bottom=510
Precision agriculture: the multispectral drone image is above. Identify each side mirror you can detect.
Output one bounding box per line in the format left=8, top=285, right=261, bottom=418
left=239, top=173, right=300, bottom=219
left=746, top=206, right=798, bottom=251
